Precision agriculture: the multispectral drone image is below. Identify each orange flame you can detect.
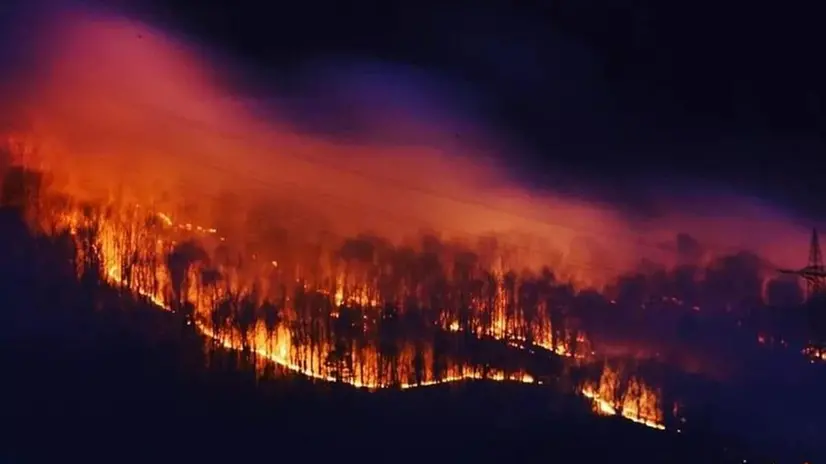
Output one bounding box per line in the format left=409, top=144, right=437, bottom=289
left=580, top=364, right=666, bottom=430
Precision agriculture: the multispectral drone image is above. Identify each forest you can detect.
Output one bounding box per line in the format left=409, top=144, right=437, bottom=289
left=1, top=141, right=822, bottom=462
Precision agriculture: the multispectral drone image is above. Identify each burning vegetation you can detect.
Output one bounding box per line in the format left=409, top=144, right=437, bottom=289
left=42, top=183, right=587, bottom=390
left=580, top=363, right=665, bottom=430
left=803, top=344, right=826, bottom=363
left=3, top=114, right=822, bottom=436
left=1, top=139, right=672, bottom=430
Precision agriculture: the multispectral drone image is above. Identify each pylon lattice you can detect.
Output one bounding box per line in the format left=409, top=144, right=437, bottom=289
left=778, top=228, right=826, bottom=300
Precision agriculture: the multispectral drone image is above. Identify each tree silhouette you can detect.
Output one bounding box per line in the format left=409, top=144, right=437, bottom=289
left=259, top=299, right=281, bottom=360
left=234, top=293, right=258, bottom=371
left=379, top=302, right=400, bottom=387
left=166, top=240, right=208, bottom=312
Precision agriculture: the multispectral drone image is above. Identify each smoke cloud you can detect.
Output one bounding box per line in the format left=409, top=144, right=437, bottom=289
left=0, top=2, right=818, bottom=289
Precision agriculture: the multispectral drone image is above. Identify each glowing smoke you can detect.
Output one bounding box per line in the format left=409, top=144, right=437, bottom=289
left=0, top=3, right=819, bottom=288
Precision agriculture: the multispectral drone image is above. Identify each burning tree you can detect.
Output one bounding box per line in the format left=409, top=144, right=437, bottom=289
left=580, top=361, right=666, bottom=430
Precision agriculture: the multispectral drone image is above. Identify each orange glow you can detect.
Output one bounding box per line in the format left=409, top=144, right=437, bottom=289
left=802, top=344, right=826, bottom=363
left=580, top=364, right=666, bottom=430
left=4, top=6, right=817, bottom=295
left=37, top=198, right=542, bottom=391
left=18, top=189, right=672, bottom=434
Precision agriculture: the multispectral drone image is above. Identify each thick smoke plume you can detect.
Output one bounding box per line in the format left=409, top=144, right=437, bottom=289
left=0, top=3, right=818, bottom=290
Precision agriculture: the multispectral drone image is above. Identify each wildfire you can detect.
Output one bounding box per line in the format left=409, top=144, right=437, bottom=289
left=87, top=202, right=664, bottom=428
left=2, top=158, right=666, bottom=431
left=50, top=199, right=541, bottom=390
left=444, top=313, right=593, bottom=359
left=802, top=344, right=826, bottom=363
left=580, top=365, right=666, bottom=430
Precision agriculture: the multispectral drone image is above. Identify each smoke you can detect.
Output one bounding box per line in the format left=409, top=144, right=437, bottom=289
left=0, top=2, right=818, bottom=289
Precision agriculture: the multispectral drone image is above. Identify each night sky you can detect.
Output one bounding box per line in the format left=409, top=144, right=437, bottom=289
left=15, top=1, right=826, bottom=219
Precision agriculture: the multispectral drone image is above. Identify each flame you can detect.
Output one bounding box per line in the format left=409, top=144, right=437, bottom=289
left=52, top=189, right=672, bottom=434
left=802, top=344, right=826, bottom=363
left=443, top=305, right=593, bottom=359
left=580, top=364, right=666, bottom=430
left=2, top=129, right=680, bottom=434
left=0, top=146, right=682, bottom=434
left=39, top=194, right=540, bottom=390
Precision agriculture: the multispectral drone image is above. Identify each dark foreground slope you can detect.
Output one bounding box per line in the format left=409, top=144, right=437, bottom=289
left=0, top=208, right=778, bottom=463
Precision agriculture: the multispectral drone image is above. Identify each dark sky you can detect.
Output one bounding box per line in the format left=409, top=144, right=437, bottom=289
left=51, top=1, right=826, bottom=219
